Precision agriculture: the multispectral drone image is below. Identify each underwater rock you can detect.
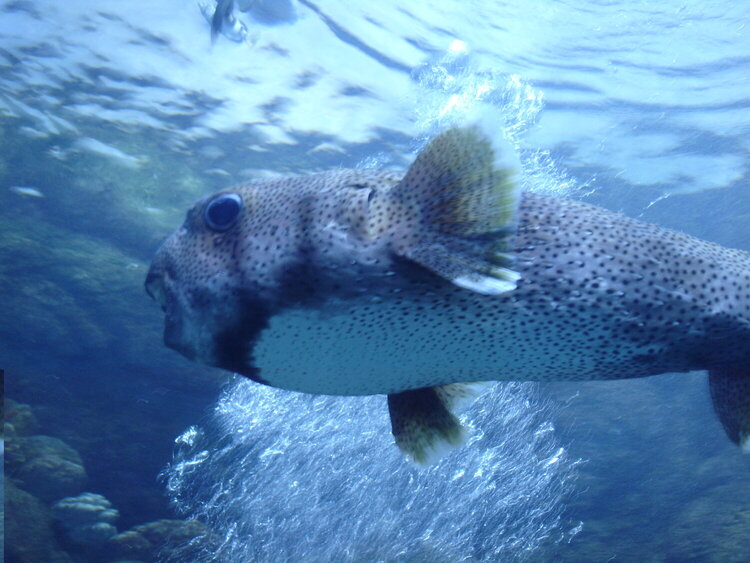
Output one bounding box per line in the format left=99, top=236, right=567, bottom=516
left=12, top=435, right=87, bottom=502
left=52, top=492, right=120, bottom=546
left=107, top=519, right=208, bottom=562
left=669, top=481, right=750, bottom=561
left=5, top=481, right=73, bottom=563
left=2, top=207, right=224, bottom=527
left=106, top=530, right=153, bottom=562
left=4, top=398, right=40, bottom=436
left=5, top=426, right=25, bottom=471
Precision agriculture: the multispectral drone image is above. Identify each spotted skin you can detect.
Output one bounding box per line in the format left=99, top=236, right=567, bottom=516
left=146, top=130, right=750, bottom=451
left=242, top=191, right=749, bottom=395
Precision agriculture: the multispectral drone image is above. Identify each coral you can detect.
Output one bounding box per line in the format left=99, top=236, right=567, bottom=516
left=106, top=530, right=153, bottom=562
left=10, top=435, right=87, bottom=502
left=52, top=492, right=120, bottom=546
left=107, top=519, right=209, bottom=562
left=5, top=481, right=73, bottom=563
left=5, top=427, right=25, bottom=470
left=4, top=399, right=39, bottom=436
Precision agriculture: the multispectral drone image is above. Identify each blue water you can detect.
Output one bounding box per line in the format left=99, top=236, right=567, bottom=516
left=2, top=1, right=749, bottom=562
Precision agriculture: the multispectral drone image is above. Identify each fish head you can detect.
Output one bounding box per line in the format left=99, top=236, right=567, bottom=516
left=144, top=171, right=400, bottom=379
left=146, top=124, right=521, bottom=385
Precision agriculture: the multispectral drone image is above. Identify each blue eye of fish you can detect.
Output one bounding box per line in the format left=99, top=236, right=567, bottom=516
left=204, top=194, right=242, bottom=231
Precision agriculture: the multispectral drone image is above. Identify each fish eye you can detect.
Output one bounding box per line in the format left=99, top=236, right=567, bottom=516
left=204, top=193, right=243, bottom=232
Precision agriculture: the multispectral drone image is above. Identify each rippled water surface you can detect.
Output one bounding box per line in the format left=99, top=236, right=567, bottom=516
left=2, top=1, right=749, bottom=562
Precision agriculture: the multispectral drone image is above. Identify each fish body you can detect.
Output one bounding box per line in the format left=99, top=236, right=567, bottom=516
left=147, top=124, right=750, bottom=462
left=239, top=186, right=749, bottom=396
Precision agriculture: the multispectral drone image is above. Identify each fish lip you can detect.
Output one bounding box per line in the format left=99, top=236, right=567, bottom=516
left=144, top=267, right=192, bottom=356
left=145, top=269, right=169, bottom=313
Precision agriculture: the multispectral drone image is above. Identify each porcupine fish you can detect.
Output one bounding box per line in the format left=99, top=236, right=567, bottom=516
left=145, top=122, right=750, bottom=464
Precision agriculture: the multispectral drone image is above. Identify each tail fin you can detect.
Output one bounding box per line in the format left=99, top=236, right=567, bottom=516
left=709, top=368, right=750, bottom=453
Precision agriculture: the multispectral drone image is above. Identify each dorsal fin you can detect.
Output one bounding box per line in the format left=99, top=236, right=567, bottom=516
left=384, top=123, right=521, bottom=295
left=392, top=124, right=518, bottom=237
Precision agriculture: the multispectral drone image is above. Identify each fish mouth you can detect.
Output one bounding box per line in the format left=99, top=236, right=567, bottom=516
left=145, top=265, right=270, bottom=383
left=145, top=269, right=167, bottom=311
left=145, top=266, right=196, bottom=359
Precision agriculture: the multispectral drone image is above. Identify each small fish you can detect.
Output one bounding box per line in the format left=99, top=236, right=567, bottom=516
left=146, top=122, right=750, bottom=464
left=18, top=126, right=48, bottom=139
left=199, top=0, right=248, bottom=44
left=47, top=146, right=69, bottom=160
left=9, top=186, right=44, bottom=198
left=204, top=167, right=231, bottom=177
left=73, top=137, right=146, bottom=169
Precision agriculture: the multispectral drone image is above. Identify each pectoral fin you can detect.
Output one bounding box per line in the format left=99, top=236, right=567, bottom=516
left=383, top=122, right=521, bottom=296
left=387, top=383, right=490, bottom=464
left=709, top=368, right=750, bottom=453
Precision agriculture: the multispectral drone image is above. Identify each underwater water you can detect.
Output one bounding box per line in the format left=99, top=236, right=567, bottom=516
left=164, top=382, right=578, bottom=562
left=2, top=0, right=749, bottom=562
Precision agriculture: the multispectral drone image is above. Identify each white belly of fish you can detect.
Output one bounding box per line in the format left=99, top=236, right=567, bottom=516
left=252, top=292, right=643, bottom=396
